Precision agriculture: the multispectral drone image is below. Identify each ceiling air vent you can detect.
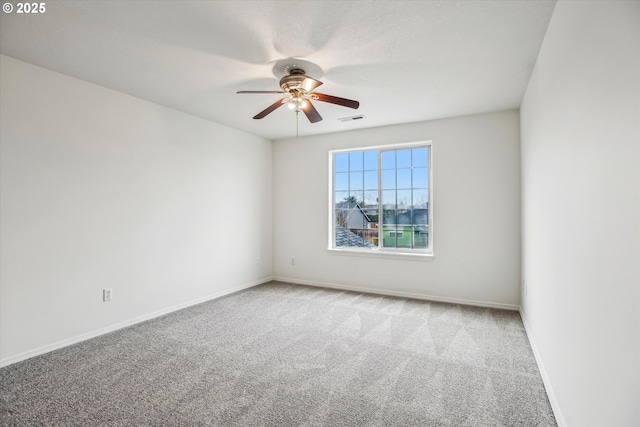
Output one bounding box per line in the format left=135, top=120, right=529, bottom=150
left=338, top=115, right=366, bottom=122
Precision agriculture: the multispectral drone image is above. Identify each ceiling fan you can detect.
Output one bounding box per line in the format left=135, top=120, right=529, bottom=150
left=237, top=68, right=359, bottom=123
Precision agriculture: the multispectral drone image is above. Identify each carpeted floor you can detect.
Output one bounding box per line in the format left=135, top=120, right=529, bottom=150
left=1, top=281, right=556, bottom=426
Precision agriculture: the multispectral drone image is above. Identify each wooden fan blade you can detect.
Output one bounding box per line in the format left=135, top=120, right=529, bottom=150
left=253, top=99, right=285, bottom=119
left=300, top=77, right=323, bottom=93
left=303, top=100, right=322, bottom=123
left=237, top=90, right=286, bottom=94
left=312, top=93, right=359, bottom=109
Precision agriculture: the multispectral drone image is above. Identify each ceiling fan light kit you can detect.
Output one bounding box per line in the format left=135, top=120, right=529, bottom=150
left=237, top=65, right=360, bottom=124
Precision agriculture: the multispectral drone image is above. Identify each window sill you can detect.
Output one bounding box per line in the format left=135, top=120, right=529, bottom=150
left=327, top=247, right=434, bottom=261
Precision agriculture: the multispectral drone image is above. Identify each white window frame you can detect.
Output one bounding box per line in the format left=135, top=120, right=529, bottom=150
left=328, top=141, right=433, bottom=260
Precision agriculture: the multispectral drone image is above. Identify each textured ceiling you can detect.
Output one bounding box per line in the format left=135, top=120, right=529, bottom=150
left=0, top=0, right=556, bottom=140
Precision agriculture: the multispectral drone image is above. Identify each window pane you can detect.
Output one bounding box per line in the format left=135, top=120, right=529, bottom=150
left=335, top=172, right=348, bottom=191
left=335, top=228, right=343, bottom=246
left=364, top=209, right=378, bottom=225
left=396, top=210, right=411, bottom=226
left=364, top=150, right=378, bottom=170
left=354, top=209, right=367, bottom=229
left=412, top=189, right=428, bottom=209
left=382, top=209, right=397, bottom=225
left=412, top=167, right=428, bottom=189
left=397, top=168, right=411, bottom=189
left=412, top=148, right=428, bottom=167
left=363, top=190, right=378, bottom=207
left=381, top=190, right=396, bottom=209
left=349, top=152, right=363, bottom=171
left=413, top=231, right=428, bottom=248
left=397, top=189, right=411, bottom=210
left=396, top=149, right=411, bottom=168
left=349, top=191, right=364, bottom=205
left=335, top=153, right=349, bottom=172
left=413, top=208, right=428, bottom=226
left=349, top=171, right=363, bottom=190
left=335, top=191, right=349, bottom=206
left=413, top=204, right=428, bottom=249
left=382, top=170, right=395, bottom=189
left=382, top=151, right=395, bottom=170
left=363, top=171, right=378, bottom=190
left=383, top=224, right=397, bottom=247
left=397, top=210, right=411, bottom=226
left=335, top=209, right=349, bottom=229
left=397, top=225, right=411, bottom=248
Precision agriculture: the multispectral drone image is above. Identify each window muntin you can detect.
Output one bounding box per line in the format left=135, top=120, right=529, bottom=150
left=330, top=142, right=431, bottom=255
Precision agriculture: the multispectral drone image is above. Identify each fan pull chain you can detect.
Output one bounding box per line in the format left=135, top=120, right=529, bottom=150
left=296, top=110, right=299, bottom=138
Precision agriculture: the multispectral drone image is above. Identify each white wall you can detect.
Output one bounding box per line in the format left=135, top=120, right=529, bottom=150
left=0, top=55, right=273, bottom=365
left=520, top=2, right=640, bottom=426
left=273, top=110, right=521, bottom=308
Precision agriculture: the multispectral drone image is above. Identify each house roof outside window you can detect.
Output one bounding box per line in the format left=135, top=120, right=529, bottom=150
left=335, top=225, right=376, bottom=248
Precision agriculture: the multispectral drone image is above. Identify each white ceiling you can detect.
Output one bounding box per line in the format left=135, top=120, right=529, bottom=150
left=0, top=0, right=556, bottom=140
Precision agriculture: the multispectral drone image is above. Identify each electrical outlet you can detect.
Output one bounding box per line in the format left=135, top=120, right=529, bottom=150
left=290, top=257, right=296, bottom=266
left=103, top=288, right=113, bottom=302
left=256, top=257, right=261, bottom=266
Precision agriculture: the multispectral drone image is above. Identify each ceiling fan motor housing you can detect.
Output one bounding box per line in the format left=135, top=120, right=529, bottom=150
left=279, top=69, right=321, bottom=93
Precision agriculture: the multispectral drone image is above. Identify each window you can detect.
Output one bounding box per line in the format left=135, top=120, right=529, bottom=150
left=329, top=142, right=432, bottom=257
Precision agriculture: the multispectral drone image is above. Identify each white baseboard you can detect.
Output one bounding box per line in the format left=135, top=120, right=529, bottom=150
left=273, top=276, right=520, bottom=311
left=0, top=277, right=273, bottom=368
left=519, top=309, right=567, bottom=427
